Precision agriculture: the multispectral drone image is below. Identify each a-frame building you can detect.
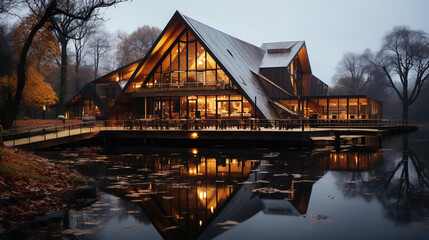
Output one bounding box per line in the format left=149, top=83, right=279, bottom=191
left=66, top=11, right=382, bottom=121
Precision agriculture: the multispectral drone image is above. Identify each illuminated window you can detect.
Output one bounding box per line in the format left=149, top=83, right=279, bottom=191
left=144, top=29, right=230, bottom=89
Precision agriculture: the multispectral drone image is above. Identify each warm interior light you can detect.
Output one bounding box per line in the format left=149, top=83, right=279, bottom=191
left=211, top=206, right=214, bottom=213
left=198, top=190, right=207, bottom=200
left=199, top=220, right=202, bottom=226
left=189, top=168, right=197, bottom=175
left=116, top=76, right=119, bottom=81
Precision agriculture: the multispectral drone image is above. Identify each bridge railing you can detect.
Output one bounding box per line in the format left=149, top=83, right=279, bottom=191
left=3, top=121, right=99, bottom=146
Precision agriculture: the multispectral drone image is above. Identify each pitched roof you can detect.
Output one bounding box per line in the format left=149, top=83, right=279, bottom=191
left=260, top=41, right=305, bottom=68
left=180, top=12, right=279, bottom=119
left=109, top=11, right=313, bottom=119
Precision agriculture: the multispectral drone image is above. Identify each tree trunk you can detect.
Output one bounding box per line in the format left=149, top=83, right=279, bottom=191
left=402, top=100, right=408, bottom=122
left=402, top=80, right=409, bottom=122
left=94, top=64, right=98, bottom=80
left=0, top=124, right=5, bottom=148
left=57, top=36, right=69, bottom=116
left=1, top=2, right=56, bottom=128
left=74, top=63, right=80, bottom=95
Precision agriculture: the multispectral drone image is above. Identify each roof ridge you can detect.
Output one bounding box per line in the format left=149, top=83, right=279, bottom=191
left=179, top=12, right=263, bottom=52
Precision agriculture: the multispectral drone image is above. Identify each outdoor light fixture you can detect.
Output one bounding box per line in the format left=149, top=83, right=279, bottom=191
left=191, top=132, right=199, bottom=139
left=192, top=148, right=198, bottom=155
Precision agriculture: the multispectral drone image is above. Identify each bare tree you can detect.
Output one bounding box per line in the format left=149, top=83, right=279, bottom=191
left=42, top=0, right=115, bottom=115
left=72, top=20, right=96, bottom=94
left=0, top=0, right=126, bottom=128
left=0, top=0, right=23, bottom=15
left=373, top=26, right=429, bottom=121
left=89, top=29, right=111, bottom=79
left=332, top=52, right=371, bottom=95
left=115, top=25, right=161, bottom=66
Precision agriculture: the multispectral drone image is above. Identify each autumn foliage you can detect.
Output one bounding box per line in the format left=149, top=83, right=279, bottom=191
left=0, top=64, right=58, bottom=109
left=0, top=15, right=59, bottom=119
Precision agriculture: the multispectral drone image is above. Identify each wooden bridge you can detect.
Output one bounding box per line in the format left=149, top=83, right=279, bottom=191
left=2, top=119, right=416, bottom=150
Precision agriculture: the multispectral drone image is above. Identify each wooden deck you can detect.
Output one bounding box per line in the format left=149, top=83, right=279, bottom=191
left=3, top=120, right=417, bottom=150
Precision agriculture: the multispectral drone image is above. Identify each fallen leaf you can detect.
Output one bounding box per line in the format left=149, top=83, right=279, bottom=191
left=216, top=220, right=238, bottom=226
left=124, top=226, right=139, bottom=232
left=163, top=226, right=179, bottom=231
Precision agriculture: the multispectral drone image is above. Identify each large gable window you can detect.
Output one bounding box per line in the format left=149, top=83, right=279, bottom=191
left=143, top=29, right=232, bottom=90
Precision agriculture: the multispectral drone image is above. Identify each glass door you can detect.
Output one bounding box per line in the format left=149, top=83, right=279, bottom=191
left=188, top=99, right=197, bottom=119
left=161, top=100, right=170, bottom=119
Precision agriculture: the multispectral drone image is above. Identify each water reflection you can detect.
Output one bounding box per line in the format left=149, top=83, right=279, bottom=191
left=333, top=135, right=429, bottom=223
left=382, top=135, right=429, bottom=221
left=33, top=146, right=390, bottom=239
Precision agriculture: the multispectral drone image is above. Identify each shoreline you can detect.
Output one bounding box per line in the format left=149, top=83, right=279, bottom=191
left=0, top=146, right=90, bottom=232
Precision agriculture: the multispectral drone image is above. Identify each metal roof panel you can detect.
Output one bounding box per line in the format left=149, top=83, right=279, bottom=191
left=260, top=41, right=304, bottom=68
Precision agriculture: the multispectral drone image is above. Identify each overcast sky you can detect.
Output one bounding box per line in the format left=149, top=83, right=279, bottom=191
left=103, top=0, right=429, bottom=86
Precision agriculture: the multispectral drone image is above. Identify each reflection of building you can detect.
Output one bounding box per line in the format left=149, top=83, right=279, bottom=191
left=113, top=155, right=257, bottom=239
left=318, top=152, right=383, bottom=171
left=98, top=149, right=383, bottom=239
left=66, top=11, right=381, bottom=120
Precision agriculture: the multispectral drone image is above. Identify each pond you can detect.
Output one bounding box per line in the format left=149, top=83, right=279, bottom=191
left=31, top=128, right=429, bottom=239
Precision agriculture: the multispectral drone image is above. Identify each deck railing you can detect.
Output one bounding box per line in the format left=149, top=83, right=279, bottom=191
left=109, top=118, right=410, bottom=131
left=131, top=82, right=230, bottom=93
left=2, top=118, right=410, bottom=147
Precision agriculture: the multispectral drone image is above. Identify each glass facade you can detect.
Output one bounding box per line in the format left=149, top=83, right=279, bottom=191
left=67, top=25, right=383, bottom=121
left=141, top=95, right=254, bottom=119
left=66, top=92, right=101, bottom=119
left=142, top=29, right=231, bottom=90
left=128, top=29, right=255, bottom=120
left=279, top=97, right=382, bottom=119
left=287, top=58, right=303, bottom=96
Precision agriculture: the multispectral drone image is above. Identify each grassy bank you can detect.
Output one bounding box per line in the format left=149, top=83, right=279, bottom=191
left=0, top=147, right=87, bottom=230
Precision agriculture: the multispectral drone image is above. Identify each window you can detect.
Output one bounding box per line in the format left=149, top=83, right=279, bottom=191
left=329, top=99, right=339, bottom=119
left=207, top=96, right=216, bottom=119
left=143, top=29, right=232, bottom=89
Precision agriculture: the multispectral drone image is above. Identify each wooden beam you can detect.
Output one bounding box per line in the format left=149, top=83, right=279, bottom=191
left=251, top=70, right=293, bottom=97
left=270, top=100, right=298, bottom=116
